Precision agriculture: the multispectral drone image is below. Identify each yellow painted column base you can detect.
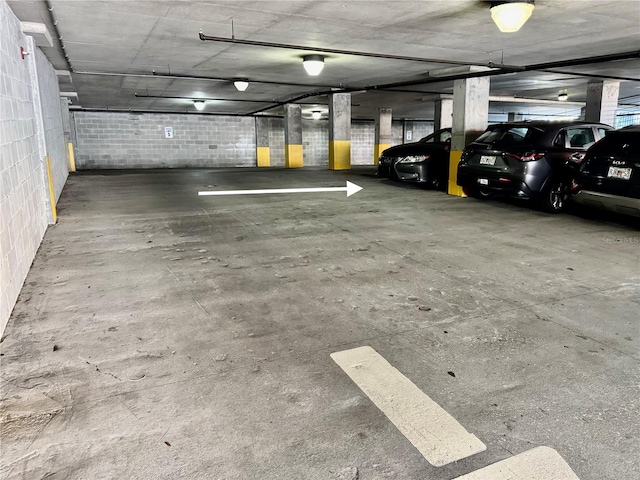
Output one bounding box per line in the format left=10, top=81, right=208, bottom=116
left=68, top=142, right=76, bottom=172
left=45, top=156, right=58, bottom=222
left=448, top=150, right=466, bottom=197
left=329, top=140, right=351, bottom=170
left=285, top=144, right=303, bottom=168
left=373, top=144, right=391, bottom=166
left=257, top=146, right=271, bottom=167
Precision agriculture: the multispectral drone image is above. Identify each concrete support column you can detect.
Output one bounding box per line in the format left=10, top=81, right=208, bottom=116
left=60, top=97, right=76, bottom=172
left=284, top=104, right=303, bottom=168
left=328, top=93, right=351, bottom=170
left=508, top=112, right=524, bottom=122
left=449, top=77, right=490, bottom=196
left=374, top=107, right=392, bottom=165
left=255, top=117, right=270, bottom=167
left=434, top=98, right=453, bottom=131
left=585, top=80, right=620, bottom=127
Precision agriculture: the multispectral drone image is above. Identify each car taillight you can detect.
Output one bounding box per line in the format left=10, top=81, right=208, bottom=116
left=508, top=152, right=545, bottom=162
left=570, top=180, right=582, bottom=192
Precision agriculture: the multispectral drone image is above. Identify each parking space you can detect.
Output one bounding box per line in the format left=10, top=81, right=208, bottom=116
left=2, top=168, right=638, bottom=479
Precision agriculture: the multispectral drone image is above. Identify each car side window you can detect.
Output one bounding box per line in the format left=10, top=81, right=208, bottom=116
left=440, top=130, right=452, bottom=142
left=597, top=127, right=609, bottom=139
left=566, top=127, right=596, bottom=149
left=553, top=131, right=566, bottom=148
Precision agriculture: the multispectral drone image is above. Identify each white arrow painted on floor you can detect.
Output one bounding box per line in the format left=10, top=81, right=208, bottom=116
left=198, top=181, right=363, bottom=198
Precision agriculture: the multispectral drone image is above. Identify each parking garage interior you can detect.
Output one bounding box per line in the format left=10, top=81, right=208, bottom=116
left=1, top=1, right=639, bottom=479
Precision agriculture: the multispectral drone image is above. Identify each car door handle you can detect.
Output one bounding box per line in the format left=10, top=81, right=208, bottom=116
left=569, top=152, right=585, bottom=163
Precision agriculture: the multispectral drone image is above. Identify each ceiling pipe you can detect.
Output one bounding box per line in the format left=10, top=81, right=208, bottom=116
left=198, top=31, right=522, bottom=70
left=536, top=68, right=639, bottom=82
left=44, top=0, right=73, bottom=72
left=133, top=93, right=345, bottom=106
left=524, top=50, right=639, bottom=71
left=70, top=107, right=283, bottom=118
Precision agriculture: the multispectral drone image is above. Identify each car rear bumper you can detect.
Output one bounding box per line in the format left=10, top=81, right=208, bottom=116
left=571, top=190, right=640, bottom=217
left=457, top=168, right=538, bottom=199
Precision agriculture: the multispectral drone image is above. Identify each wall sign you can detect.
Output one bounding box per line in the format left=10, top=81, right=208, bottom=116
left=164, top=127, right=174, bottom=139
left=406, top=130, right=412, bottom=141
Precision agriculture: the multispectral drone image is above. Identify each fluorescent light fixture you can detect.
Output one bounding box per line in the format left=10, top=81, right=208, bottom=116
left=193, top=100, right=205, bottom=111
left=558, top=93, right=568, bottom=101
left=302, top=55, right=325, bottom=76
left=234, top=80, right=249, bottom=91
left=312, top=110, right=321, bottom=120
left=490, top=1, right=535, bottom=33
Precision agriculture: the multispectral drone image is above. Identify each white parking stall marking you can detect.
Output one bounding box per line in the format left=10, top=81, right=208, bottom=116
left=452, top=446, right=580, bottom=480
left=331, top=346, right=486, bottom=467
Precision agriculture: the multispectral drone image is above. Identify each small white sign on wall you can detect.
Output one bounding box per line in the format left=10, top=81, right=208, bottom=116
left=164, top=127, right=174, bottom=139
left=406, top=130, right=412, bottom=141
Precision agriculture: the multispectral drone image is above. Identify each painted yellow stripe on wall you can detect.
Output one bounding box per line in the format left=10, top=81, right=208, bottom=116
left=285, top=144, right=303, bottom=168
left=68, top=142, right=76, bottom=172
left=329, top=140, right=351, bottom=170
left=45, top=156, right=57, bottom=223
left=331, top=346, right=486, bottom=467
left=257, top=146, right=270, bottom=167
left=448, top=150, right=466, bottom=197
left=373, top=144, right=391, bottom=165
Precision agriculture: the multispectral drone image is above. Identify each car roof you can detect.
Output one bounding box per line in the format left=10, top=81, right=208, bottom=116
left=617, top=125, right=640, bottom=132
left=488, top=120, right=612, bottom=130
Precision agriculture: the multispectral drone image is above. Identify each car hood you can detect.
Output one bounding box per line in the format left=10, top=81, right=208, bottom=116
left=382, top=142, right=447, bottom=158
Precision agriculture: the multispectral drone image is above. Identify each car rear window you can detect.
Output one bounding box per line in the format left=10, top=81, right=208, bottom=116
left=588, top=132, right=640, bottom=156
left=475, top=126, right=542, bottom=146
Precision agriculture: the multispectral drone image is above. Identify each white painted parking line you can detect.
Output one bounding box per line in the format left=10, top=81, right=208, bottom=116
left=453, top=446, right=580, bottom=479
left=331, top=346, right=486, bottom=467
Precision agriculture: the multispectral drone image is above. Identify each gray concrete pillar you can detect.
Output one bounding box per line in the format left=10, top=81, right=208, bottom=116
left=374, top=107, right=392, bottom=165
left=508, top=112, right=524, bottom=122
left=328, top=93, right=351, bottom=170
left=255, top=117, right=270, bottom=167
left=585, top=80, right=619, bottom=127
left=284, top=104, right=302, bottom=168
left=60, top=97, right=76, bottom=172
left=434, top=98, right=453, bottom=131
left=449, top=77, right=490, bottom=196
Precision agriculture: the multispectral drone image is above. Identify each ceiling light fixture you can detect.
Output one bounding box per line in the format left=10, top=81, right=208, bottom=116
left=490, top=1, right=535, bottom=33
left=558, top=93, right=568, bottom=101
left=312, top=110, right=321, bottom=120
left=193, top=100, right=205, bottom=111
left=302, top=55, right=325, bottom=76
left=233, top=80, right=249, bottom=91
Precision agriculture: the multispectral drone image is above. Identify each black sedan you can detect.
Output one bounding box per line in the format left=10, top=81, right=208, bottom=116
left=377, top=128, right=452, bottom=188
left=570, top=126, right=640, bottom=217
left=456, top=121, right=612, bottom=213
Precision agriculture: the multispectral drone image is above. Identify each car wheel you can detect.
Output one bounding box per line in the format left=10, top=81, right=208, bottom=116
left=463, top=186, right=494, bottom=199
left=539, top=179, right=568, bottom=213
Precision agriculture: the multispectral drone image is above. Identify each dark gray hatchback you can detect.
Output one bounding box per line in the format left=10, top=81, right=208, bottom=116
left=456, top=121, right=612, bottom=212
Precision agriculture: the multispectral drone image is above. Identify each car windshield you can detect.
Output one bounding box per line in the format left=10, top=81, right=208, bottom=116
left=419, top=130, right=451, bottom=143
left=475, top=126, right=542, bottom=146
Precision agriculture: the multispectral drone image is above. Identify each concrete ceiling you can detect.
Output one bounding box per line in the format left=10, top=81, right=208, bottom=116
left=8, top=0, right=640, bottom=120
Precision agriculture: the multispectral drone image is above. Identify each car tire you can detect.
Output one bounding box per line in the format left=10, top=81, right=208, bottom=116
left=539, top=178, right=568, bottom=213
left=463, top=186, right=494, bottom=199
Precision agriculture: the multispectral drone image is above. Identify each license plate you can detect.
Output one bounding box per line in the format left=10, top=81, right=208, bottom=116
left=477, top=178, right=489, bottom=185
left=607, top=166, right=632, bottom=180
left=479, top=155, right=496, bottom=165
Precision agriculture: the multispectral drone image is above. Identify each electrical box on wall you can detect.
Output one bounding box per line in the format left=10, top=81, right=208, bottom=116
left=164, top=127, right=174, bottom=139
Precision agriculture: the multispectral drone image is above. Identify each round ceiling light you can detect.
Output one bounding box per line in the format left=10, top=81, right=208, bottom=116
left=302, top=55, right=325, bottom=76
left=311, top=110, right=322, bottom=120
left=234, top=80, right=249, bottom=92
left=558, top=93, right=568, bottom=101
left=490, top=1, right=535, bottom=33
left=193, top=100, right=205, bottom=111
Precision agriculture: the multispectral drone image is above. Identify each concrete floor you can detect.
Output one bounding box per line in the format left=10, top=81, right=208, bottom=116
left=1, top=167, right=638, bottom=480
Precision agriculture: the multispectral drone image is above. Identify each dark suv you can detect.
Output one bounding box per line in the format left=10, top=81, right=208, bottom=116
left=378, top=128, right=452, bottom=188
left=570, top=126, right=640, bottom=217
left=456, top=121, right=612, bottom=212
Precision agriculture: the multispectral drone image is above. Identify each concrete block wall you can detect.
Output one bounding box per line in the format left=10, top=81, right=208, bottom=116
left=302, top=119, right=329, bottom=166
left=33, top=46, right=67, bottom=198
left=74, top=112, right=257, bottom=169
left=1, top=0, right=66, bottom=333
left=351, top=123, right=375, bottom=165
left=267, top=118, right=285, bottom=167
